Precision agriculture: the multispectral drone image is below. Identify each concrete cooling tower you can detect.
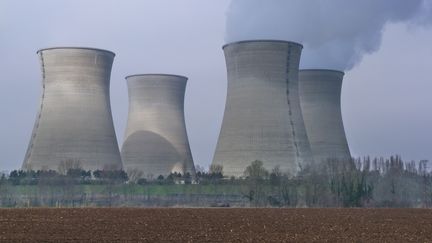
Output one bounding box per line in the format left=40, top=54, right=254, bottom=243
left=212, top=40, right=315, bottom=177
left=121, top=74, right=195, bottom=178
left=299, top=69, right=351, bottom=164
left=22, top=47, right=122, bottom=171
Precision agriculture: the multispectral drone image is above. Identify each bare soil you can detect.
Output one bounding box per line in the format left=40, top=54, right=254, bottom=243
left=0, top=208, right=431, bottom=242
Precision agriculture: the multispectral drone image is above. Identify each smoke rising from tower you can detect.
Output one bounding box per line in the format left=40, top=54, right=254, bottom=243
left=226, top=0, right=432, bottom=70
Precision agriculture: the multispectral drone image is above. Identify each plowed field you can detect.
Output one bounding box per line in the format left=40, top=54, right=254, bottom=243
left=0, top=208, right=431, bottom=242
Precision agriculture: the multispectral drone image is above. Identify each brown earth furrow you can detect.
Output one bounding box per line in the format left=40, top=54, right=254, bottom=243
left=0, top=208, right=431, bottom=242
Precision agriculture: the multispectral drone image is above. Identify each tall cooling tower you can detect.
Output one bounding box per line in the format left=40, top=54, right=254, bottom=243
left=299, top=69, right=351, bottom=164
left=22, top=47, right=122, bottom=171
left=121, top=74, right=195, bottom=178
left=212, top=40, right=314, bottom=177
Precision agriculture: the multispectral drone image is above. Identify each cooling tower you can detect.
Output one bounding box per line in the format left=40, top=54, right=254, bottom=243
left=299, top=69, right=351, bottom=164
left=121, top=74, right=195, bottom=178
left=22, top=47, right=122, bottom=171
left=212, top=40, right=315, bottom=177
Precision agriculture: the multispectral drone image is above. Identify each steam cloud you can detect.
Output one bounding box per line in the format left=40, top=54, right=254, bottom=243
left=226, top=0, right=432, bottom=71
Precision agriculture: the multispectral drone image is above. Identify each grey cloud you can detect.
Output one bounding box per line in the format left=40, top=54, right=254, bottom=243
left=226, top=0, right=431, bottom=70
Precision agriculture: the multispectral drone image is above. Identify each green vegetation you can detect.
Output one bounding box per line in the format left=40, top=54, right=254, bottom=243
left=1, top=156, right=431, bottom=208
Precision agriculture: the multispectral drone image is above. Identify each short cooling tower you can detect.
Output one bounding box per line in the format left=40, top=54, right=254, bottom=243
left=22, top=47, right=122, bottom=171
left=121, top=74, right=195, bottom=178
left=299, top=69, right=351, bottom=164
left=212, top=40, right=315, bottom=177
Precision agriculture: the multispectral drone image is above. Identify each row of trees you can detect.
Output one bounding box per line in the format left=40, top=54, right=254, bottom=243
left=3, top=169, right=129, bottom=185
left=1, top=168, right=224, bottom=187
left=1, top=156, right=431, bottom=208
left=238, top=156, right=432, bottom=208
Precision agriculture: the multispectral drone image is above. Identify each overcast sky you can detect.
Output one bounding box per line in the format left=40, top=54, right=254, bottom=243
left=1, top=0, right=431, bottom=172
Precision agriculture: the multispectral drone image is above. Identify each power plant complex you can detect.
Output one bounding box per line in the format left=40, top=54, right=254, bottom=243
left=22, top=42, right=351, bottom=178
left=22, top=47, right=122, bottom=171
left=121, top=74, right=195, bottom=178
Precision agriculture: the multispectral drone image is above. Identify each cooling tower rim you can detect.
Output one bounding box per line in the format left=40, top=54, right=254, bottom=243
left=37, top=47, right=115, bottom=56
left=222, top=40, right=303, bottom=49
left=125, top=74, right=188, bottom=80
left=300, top=69, right=345, bottom=75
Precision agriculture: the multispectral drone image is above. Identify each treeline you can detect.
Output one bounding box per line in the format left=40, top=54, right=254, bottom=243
left=4, top=169, right=128, bottom=186
left=238, top=156, right=432, bottom=208
left=0, top=168, right=225, bottom=187
left=0, top=156, right=431, bottom=208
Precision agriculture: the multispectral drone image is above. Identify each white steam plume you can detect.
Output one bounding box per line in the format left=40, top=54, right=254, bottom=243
left=225, top=0, right=431, bottom=71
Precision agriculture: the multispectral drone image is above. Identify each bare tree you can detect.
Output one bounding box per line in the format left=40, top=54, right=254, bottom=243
left=58, top=159, right=82, bottom=175
left=209, top=164, right=223, bottom=175
left=244, top=160, right=268, bottom=179
left=127, top=168, right=144, bottom=184
left=243, top=160, right=269, bottom=207
left=195, top=164, right=206, bottom=173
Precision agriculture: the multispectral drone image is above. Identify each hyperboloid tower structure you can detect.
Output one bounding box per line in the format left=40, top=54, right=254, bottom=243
left=299, top=69, right=351, bottom=164
left=23, top=47, right=122, bottom=171
left=212, top=40, right=315, bottom=177
left=121, top=74, right=195, bottom=178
